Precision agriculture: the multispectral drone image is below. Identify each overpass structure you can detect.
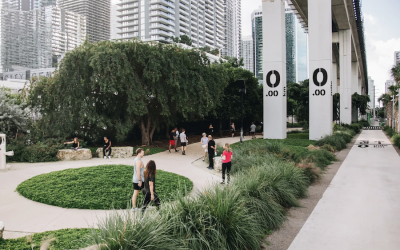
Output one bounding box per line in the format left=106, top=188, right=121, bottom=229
left=262, top=0, right=368, bottom=140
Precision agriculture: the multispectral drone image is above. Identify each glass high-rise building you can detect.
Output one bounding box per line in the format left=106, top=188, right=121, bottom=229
left=241, top=36, right=253, bottom=74
left=116, top=0, right=231, bottom=52
left=57, top=0, right=110, bottom=43
left=251, top=6, right=308, bottom=84
left=221, top=0, right=241, bottom=58
left=0, top=1, right=86, bottom=72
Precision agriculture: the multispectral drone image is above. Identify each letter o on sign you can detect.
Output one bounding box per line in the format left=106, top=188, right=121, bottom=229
left=313, top=68, right=328, bottom=87
left=266, top=70, right=280, bottom=88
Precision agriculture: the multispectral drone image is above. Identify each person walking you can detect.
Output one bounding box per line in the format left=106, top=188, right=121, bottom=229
left=180, top=129, right=188, bottom=155
left=200, top=133, right=209, bottom=161
left=103, top=136, right=112, bottom=159
left=132, top=148, right=145, bottom=211
left=168, top=129, right=175, bottom=154
left=207, top=135, right=216, bottom=170
left=64, top=137, right=80, bottom=151
left=209, top=123, right=214, bottom=136
left=261, top=122, right=264, bottom=137
left=221, top=143, right=233, bottom=184
left=250, top=122, right=257, bottom=139
left=142, top=160, right=160, bottom=211
left=174, top=127, right=180, bottom=153
left=231, top=123, right=235, bottom=137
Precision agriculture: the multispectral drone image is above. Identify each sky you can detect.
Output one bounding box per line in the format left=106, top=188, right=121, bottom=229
left=241, top=0, right=400, bottom=105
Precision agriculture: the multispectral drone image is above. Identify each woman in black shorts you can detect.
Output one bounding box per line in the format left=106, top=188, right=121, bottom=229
left=142, top=160, right=160, bottom=211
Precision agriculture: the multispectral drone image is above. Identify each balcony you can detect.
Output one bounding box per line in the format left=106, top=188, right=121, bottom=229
left=118, top=3, right=138, bottom=11
left=205, top=22, right=214, bottom=31
left=117, top=26, right=139, bottom=34
left=149, top=35, right=171, bottom=42
left=180, top=0, right=189, bottom=6
left=179, top=25, right=189, bottom=33
left=117, top=14, right=139, bottom=22
left=150, top=4, right=175, bottom=15
left=150, top=10, right=175, bottom=20
left=117, top=8, right=139, bottom=17
left=179, top=14, right=190, bottom=23
left=150, top=29, right=174, bottom=37
left=117, top=0, right=139, bottom=6
left=150, top=0, right=175, bottom=9
left=151, top=23, right=175, bottom=32
left=180, top=2, right=189, bottom=11
left=117, top=20, right=139, bottom=28
left=150, top=17, right=175, bottom=25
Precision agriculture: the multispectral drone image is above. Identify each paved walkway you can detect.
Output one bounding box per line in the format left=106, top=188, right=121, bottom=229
left=288, top=129, right=400, bottom=250
left=0, top=136, right=247, bottom=239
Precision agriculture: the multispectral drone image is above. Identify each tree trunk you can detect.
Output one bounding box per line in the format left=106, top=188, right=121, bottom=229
left=140, top=116, right=151, bottom=146
left=219, top=119, right=223, bottom=138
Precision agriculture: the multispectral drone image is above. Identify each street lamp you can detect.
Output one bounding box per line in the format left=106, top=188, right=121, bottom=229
left=236, top=79, right=246, bottom=144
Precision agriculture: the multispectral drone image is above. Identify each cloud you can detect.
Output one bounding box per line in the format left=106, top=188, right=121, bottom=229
left=363, top=13, right=377, bottom=25
left=366, top=37, right=400, bottom=98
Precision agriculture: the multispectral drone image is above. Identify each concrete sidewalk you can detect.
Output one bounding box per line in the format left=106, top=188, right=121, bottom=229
left=0, top=136, right=246, bottom=239
left=288, top=129, right=400, bottom=250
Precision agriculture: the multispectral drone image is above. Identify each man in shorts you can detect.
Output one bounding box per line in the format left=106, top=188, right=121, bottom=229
left=169, top=129, right=175, bottom=153
left=132, top=148, right=145, bottom=211
left=250, top=122, right=256, bottom=139
left=180, top=129, right=188, bottom=155
left=174, top=127, right=179, bottom=153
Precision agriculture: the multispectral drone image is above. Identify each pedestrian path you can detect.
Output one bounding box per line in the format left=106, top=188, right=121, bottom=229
left=0, top=136, right=247, bottom=239
left=288, top=129, right=400, bottom=250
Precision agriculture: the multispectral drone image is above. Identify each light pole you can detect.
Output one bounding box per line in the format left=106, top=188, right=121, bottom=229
left=237, top=80, right=246, bottom=144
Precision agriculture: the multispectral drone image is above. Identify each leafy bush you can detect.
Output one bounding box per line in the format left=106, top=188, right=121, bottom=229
left=358, top=119, right=370, bottom=127
left=316, top=134, right=347, bottom=151
left=305, top=150, right=336, bottom=170
left=133, top=147, right=165, bottom=155
left=287, top=133, right=310, bottom=140
left=17, top=165, right=193, bottom=209
left=0, top=228, right=92, bottom=250
left=392, top=134, right=400, bottom=148
left=320, top=144, right=335, bottom=153
left=287, top=121, right=307, bottom=128
left=385, top=127, right=397, bottom=137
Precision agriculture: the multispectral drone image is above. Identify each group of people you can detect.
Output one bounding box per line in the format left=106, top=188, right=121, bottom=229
left=64, top=136, right=113, bottom=159
left=169, top=127, right=188, bottom=155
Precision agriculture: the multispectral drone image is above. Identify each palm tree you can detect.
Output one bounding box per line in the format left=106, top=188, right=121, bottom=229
left=390, top=63, right=400, bottom=130
left=388, top=84, right=399, bottom=128
left=391, top=62, right=400, bottom=83
left=378, top=93, right=391, bottom=120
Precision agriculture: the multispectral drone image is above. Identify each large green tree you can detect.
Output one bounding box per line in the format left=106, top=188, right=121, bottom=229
left=0, top=88, right=29, bottom=138
left=28, top=39, right=228, bottom=145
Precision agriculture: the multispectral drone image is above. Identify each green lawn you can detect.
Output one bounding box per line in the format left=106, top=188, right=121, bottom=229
left=0, top=228, right=92, bottom=250
left=17, top=165, right=193, bottom=209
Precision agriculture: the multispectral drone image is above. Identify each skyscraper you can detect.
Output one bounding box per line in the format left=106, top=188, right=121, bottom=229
left=385, top=80, right=395, bottom=94
left=0, top=1, right=86, bottom=72
left=57, top=0, right=110, bottom=43
left=222, top=0, right=241, bottom=58
left=241, top=36, right=253, bottom=73
left=368, top=76, right=375, bottom=114
left=252, top=6, right=306, bottom=84
left=116, top=0, right=225, bottom=51
left=394, top=51, right=400, bottom=66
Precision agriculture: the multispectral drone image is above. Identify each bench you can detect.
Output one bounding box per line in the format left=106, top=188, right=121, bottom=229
left=56, top=149, right=92, bottom=161
left=96, top=147, right=133, bottom=158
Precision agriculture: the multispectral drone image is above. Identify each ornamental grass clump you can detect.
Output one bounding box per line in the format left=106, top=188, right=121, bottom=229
left=87, top=210, right=185, bottom=250
left=316, top=134, right=347, bottom=151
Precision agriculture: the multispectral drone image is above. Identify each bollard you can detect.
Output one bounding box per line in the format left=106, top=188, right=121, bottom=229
left=0, top=134, right=14, bottom=170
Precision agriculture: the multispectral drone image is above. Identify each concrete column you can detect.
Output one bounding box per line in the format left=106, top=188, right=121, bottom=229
left=332, top=63, right=338, bottom=94
left=308, top=0, right=333, bottom=140
left=351, top=62, right=359, bottom=94
left=262, top=0, right=286, bottom=139
left=339, top=29, right=352, bottom=124
left=358, top=77, right=362, bottom=94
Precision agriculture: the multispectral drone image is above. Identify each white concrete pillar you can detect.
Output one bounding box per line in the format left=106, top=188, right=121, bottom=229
left=262, top=0, right=286, bottom=139
left=308, top=0, right=333, bottom=140
left=358, top=77, right=362, bottom=94
left=351, top=62, right=359, bottom=95
left=332, top=63, right=338, bottom=94
left=339, top=29, right=352, bottom=124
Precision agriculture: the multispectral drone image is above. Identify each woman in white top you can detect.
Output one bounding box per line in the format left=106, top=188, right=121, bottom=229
left=200, top=133, right=209, bottom=161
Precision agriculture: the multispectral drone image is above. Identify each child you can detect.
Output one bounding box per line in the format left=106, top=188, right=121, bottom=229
left=221, top=143, right=233, bottom=184
left=200, top=133, right=209, bottom=161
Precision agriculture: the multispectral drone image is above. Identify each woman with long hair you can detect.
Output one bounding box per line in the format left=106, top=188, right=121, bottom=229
left=64, top=137, right=80, bottom=151
left=221, top=143, right=233, bottom=184
left=142, top=160, right=160, bottom=211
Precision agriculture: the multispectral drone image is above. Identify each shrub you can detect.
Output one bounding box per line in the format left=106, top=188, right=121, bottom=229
left=385, top=127, right=397, bottom=137
left=17, top=165, right=193, bottom=209
left=392, top=134, right=400, bottom=148
left=287, top=133, right=310, bottom=140
left=133, top=147, right=165, bottom=155
left=305, top=150, right=336, bottom=170
left=358, top=119, right=370, bottom=127
left=320, top=144, right=335, bottom=153
left=316, top=134, right=347, bottom=151
left=87, top=210, right=185, bottom=250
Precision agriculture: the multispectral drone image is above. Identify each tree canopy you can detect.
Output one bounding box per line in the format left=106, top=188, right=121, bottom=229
left=28, top=39, right=228, bottom=145
left=0, top=88, right=29, bottom=138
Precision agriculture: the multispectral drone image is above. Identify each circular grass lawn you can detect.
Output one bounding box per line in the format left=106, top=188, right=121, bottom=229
left=16, top=165, right=193, bottom=209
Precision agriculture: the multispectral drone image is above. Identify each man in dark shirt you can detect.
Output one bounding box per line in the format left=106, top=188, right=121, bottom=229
left=207, top=135, right=216, bottom=170
left=169, top=129, right=175, bottom=153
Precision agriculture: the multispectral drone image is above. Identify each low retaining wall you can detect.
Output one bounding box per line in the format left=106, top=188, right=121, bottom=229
left=96, top=147, right=133, bottom=158
left=57, top=149, right=92, bottom=161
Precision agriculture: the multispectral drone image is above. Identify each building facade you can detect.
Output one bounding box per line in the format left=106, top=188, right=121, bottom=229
left=241, top=36, right=253, bottom=73
left=0, top=2, right=86, bottom=72
left=221, top=0, right=241, bottom=58
left=385, top=80, right=395, bottom=94
left=252, top=6, right=306, bottom=83
left=368, top=76, right=375, bottom=114
left=57, top=0, right=110, bottom=43
left=395, top=51, right=400, bottom=66
left=116, top=0, right=225, bottom=51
